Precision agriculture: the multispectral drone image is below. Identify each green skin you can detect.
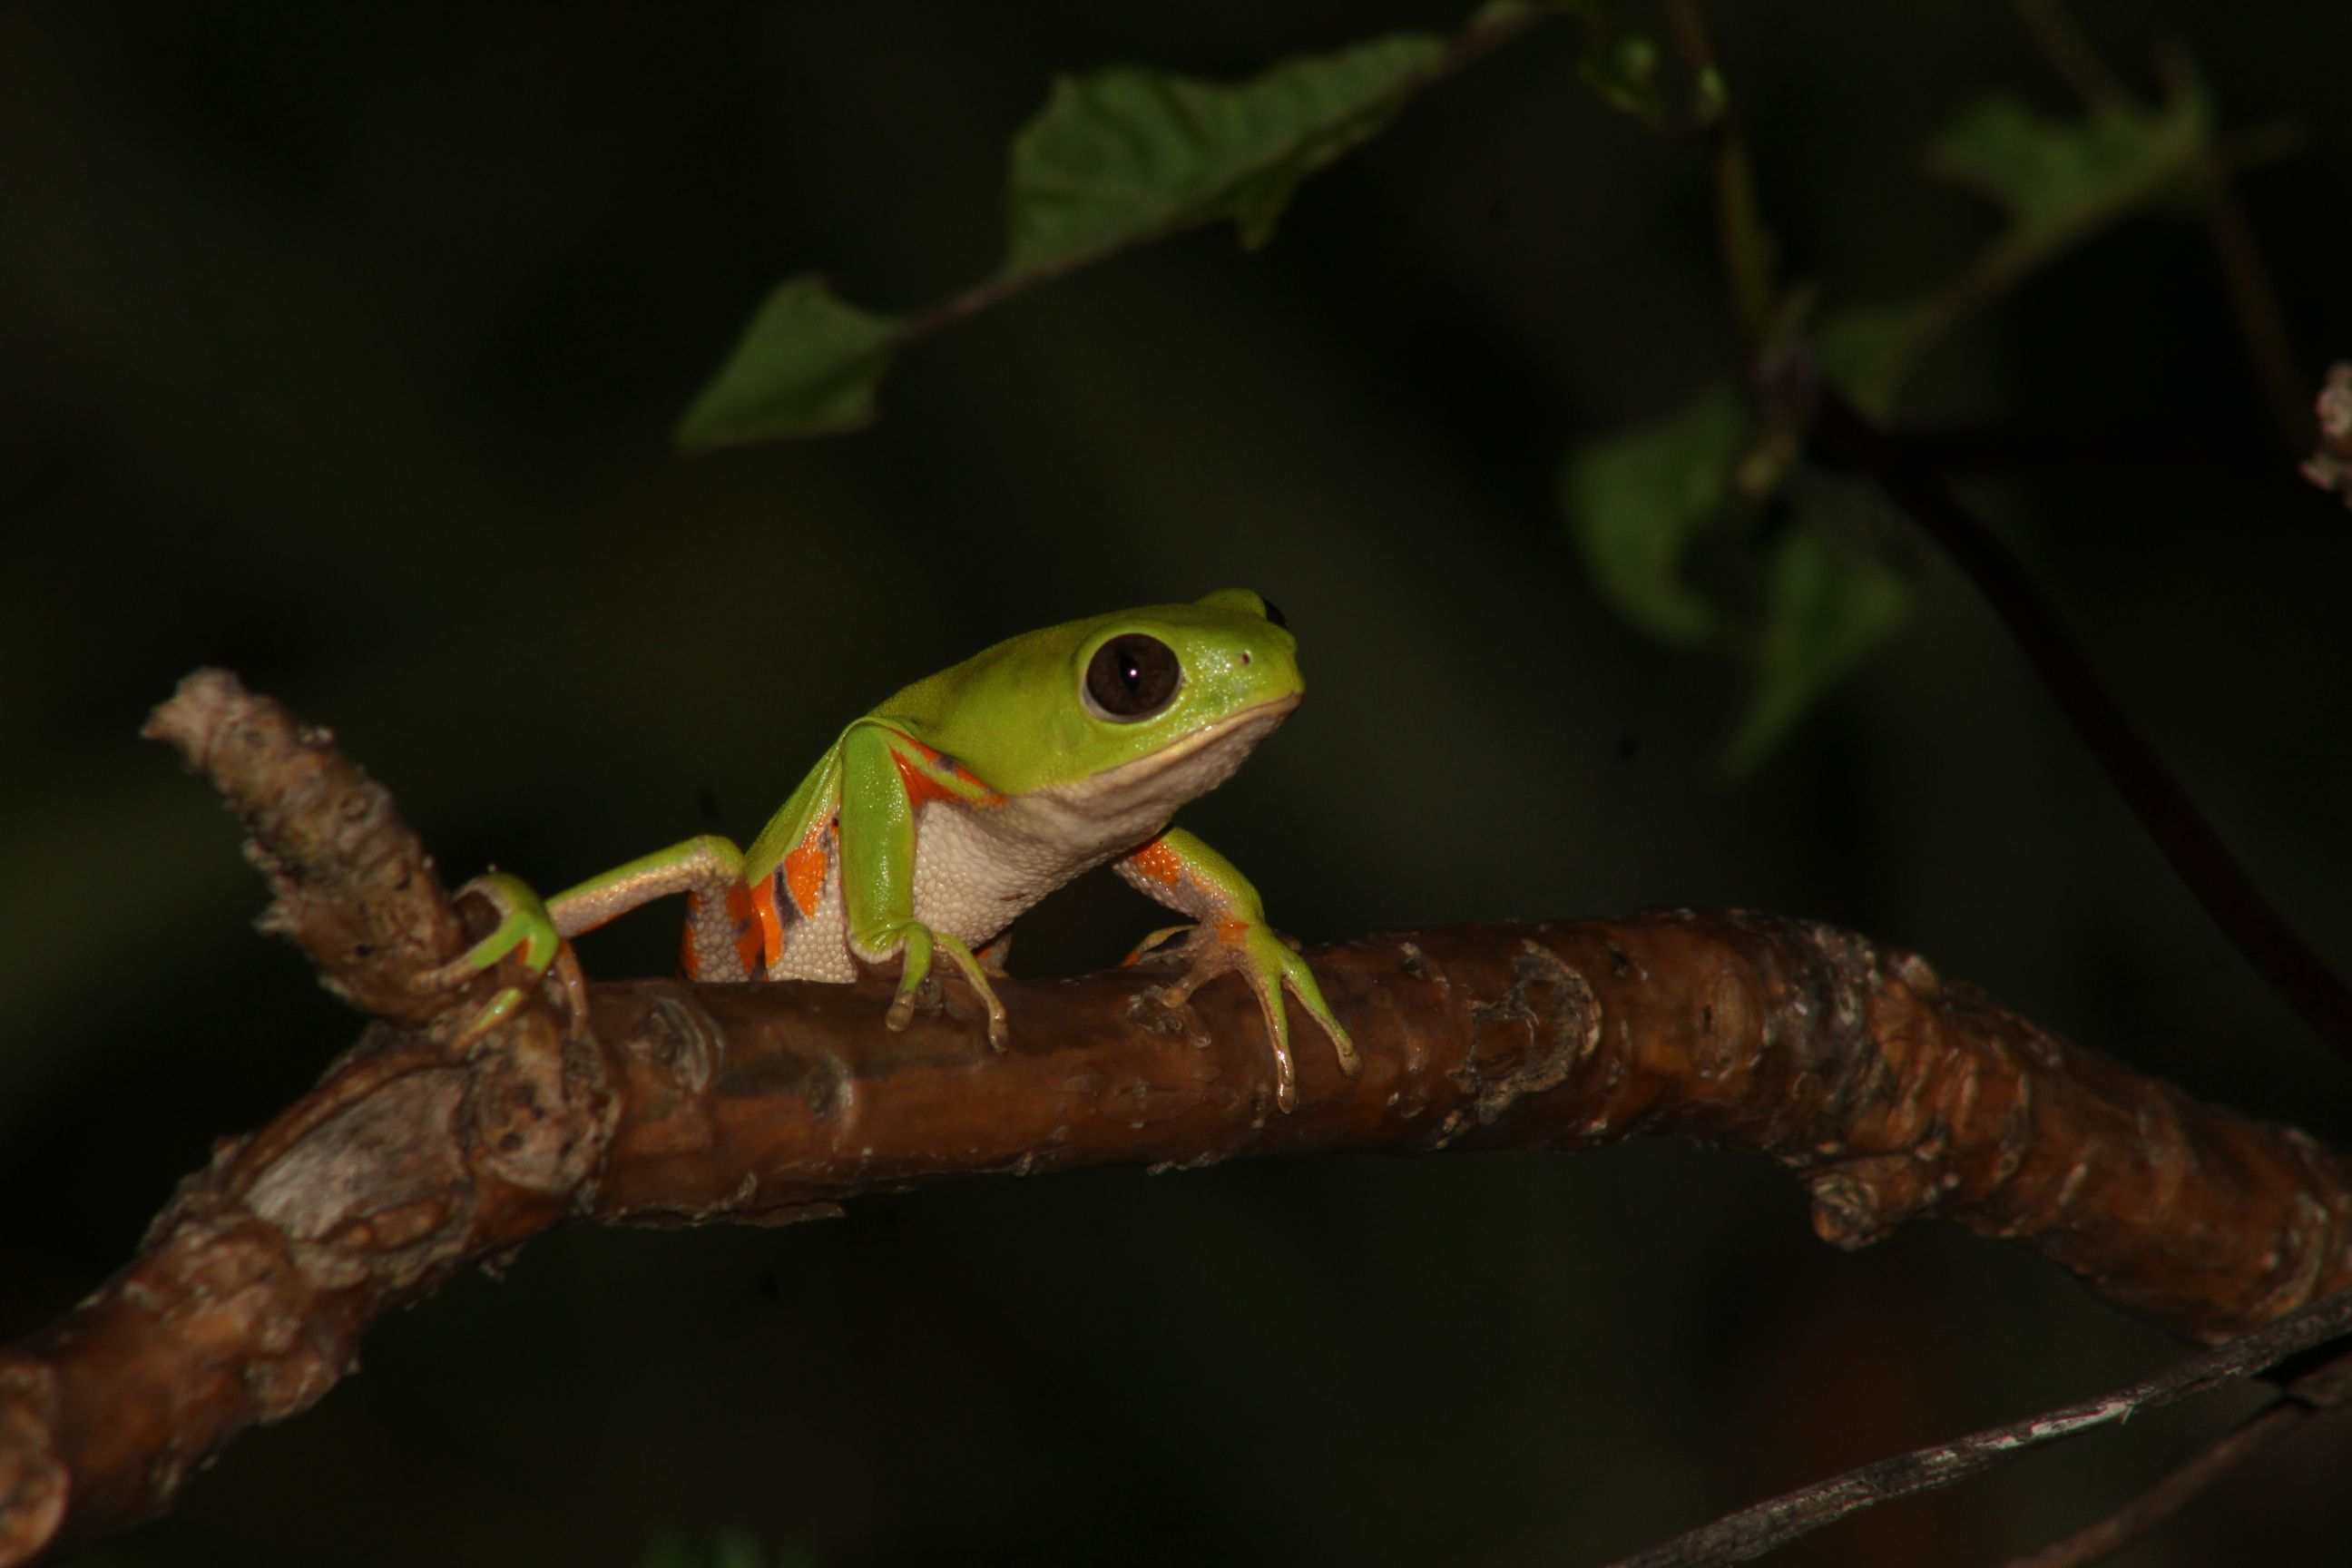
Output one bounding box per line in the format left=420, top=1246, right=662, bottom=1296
left=444, top=588, right=1357, bottom=1112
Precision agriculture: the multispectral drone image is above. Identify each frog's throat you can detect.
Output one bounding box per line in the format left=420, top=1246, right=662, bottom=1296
left=1091, top=691, right=1297, bottom=780
left=1035, top=691, right=1299, bottom=818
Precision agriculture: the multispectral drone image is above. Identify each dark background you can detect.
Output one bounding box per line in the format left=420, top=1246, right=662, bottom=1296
left=7, top=3, right=2352, bottom=1564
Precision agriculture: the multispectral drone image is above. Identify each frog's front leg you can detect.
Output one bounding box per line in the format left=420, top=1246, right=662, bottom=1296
left=1113, top=828, right=1359, bottom=1112
left=836, top=722, right=1009, bottom=1048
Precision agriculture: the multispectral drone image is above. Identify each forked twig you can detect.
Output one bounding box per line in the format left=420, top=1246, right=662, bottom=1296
left=1994, top=1395, right=2313, bottom=1568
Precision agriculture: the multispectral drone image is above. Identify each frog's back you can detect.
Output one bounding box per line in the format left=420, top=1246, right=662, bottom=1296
left=863, top=612, right=1102, bottom=733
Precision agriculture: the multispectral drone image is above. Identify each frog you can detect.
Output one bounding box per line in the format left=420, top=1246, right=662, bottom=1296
left=434, top=589, right=1359, bottom=1112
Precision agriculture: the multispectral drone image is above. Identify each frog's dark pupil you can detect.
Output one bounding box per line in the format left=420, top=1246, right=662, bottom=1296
left=1259, top=596, right=1288, bottom=629
left=1086, top=634, right=1181, bottom=720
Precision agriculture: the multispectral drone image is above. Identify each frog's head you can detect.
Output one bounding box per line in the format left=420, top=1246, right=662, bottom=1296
left=904, top=589, right=1305, bottom=811
left=1037, top=586, right=1303, bottom=822
left=1074, top=586, right=1298, bottom=728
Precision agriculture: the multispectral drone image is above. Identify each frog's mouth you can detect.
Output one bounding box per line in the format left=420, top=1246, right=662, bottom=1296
left=1043, top=692, right=1300, bottom=816
left=1127, top=691, right=1299, bottom=770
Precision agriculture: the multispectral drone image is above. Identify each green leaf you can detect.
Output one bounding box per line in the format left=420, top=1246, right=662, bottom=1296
left=675, top=275, right=908, bottom=449
left=1812, top=301, right=1944, bottom=421
left=681, top=7, right=1553, bottom=450
left=1718, top=518, right=1909, bottom=776
left=1561, top=380, right=1751, bottom=646
left=1814, top=72, right=2213, bottom=416
left=1553, top=1, right=1670, bottom=128
left=1565, top=382, right=1916, bottom=769
left=1927, top=84, right=2211, bottom=267
left=1004, top=32, right=1451, bottom=268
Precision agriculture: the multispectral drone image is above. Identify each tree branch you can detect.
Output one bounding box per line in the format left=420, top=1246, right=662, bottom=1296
left=4, top=671, right=2351, bottom=1562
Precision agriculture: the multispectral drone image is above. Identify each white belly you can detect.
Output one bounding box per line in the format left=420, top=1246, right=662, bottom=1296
left=769, top=794, right=1158, bottom=979
left=769, top=702, right=1285, bottom=980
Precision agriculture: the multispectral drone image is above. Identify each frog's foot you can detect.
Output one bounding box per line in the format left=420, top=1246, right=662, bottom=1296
left=881, top=923, right=1011, bottom=1051
left=974, top=930, right=1015, bottom=980
left=1119, top=925, right=1194, bottom=968
left=1140, top=920, right=1359, bottom=1112
left=412, top=872, right=586, bottom=1048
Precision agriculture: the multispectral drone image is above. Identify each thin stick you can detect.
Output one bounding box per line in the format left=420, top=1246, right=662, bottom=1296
left=1660, top=0, right=1774, bottom=348
left=1993, top=1397, right=2314, bottom=1568
left=1814, top=387, right=2352, bottom=1063
left=1604, top=1292, right=2352, bottom=1568
left=2202, top=175, right=2313, bottom=456
left=2011, top=0, right=2127, bottom=107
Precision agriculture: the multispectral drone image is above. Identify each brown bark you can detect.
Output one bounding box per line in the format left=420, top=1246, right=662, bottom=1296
left=2, top=670, right=2347, bottom=1563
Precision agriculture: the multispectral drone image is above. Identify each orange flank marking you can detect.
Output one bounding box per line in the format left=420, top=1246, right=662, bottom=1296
left=1128, top=838, right=1186, bottom=887
left=892, top=747, right=961, bottom=808
left=783, top=828, right=829, bottom=917
left=889, top=735, right=1004, bottom=810
left=749, top=874, right=788, bottom=972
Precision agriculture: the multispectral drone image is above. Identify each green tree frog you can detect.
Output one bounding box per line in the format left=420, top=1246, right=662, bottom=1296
left=445, top=589, right=1358, bottom=1111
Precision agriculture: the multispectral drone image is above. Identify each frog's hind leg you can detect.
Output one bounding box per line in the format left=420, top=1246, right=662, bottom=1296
left=547, top=833, right=756, bottom=981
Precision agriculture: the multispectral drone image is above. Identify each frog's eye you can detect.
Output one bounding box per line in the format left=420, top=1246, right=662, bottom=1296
left=1259, top=596, right=1287, bottom=629
left=1084, top=633, right=1181, bottom=720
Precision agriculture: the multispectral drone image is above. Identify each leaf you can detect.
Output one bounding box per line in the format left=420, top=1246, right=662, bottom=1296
left=1811, top=301, right=1944, bottom=422
left=1718, top=518, right=1909, bottom=777
left=1560, top=380, right=1752, bottom=646
left=1814, top=72, right=2213, bottom=416
left=1004, top=32, right=1452, bottom=269
left=1552, top=0, right=1670, bottom=128
left=675, top=276, right=908, bottom=448
left=1564, top=384, right=1910, bottom=770
left=1927, top=83, right=2211, bottom=269
left=679, top=7, right=1552, bottom=450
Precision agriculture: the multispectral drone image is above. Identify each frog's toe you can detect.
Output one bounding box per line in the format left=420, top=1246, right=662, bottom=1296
left=1274, top=946, right=1360, bottom=1078
left=880, top=927, right=1009, bottom=1050
left=1255, top=999, right=1301, bottom=1113
left=416, top=872, right=578, bottom=1044
left=974, top=930, right=1015, bottom=979
left=447, top=985, right=526, bottom=1050
left=414, top=874, right=559, bottom=985
left=933, top=932, right=1010, bottom=1051
left=1119, top=924, right=1196, bottom=969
